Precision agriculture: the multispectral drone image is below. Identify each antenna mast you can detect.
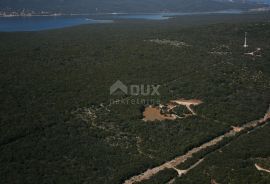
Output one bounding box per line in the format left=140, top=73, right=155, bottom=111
left=243, top=32, right=248, bottom=48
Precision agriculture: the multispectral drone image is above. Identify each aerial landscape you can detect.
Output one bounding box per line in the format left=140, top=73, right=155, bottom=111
left=0, top=0, right=270, bottom=184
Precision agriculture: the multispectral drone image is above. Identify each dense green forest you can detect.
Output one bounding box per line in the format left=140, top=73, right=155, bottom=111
left=0, top=13, right=270, bottom=184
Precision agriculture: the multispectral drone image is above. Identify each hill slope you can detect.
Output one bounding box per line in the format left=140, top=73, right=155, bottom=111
left=0, top=0, right=265, bottom=13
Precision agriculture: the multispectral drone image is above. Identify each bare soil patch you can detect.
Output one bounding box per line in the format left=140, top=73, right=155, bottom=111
left=143, top=106, right=177, bottom=122
left=142, top=99, right=203, bottom=122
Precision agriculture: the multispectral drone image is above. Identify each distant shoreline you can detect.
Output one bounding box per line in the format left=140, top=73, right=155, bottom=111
left=0, top=10, right=247, bottom=18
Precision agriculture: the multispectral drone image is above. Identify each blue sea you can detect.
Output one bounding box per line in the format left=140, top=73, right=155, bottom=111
left=0, top=10, right=243, bottom=32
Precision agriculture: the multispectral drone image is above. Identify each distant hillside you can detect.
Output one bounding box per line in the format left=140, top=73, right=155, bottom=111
left=0, top=0, right=267, bottom=13
left=249, top=0, right=270, bottom=4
